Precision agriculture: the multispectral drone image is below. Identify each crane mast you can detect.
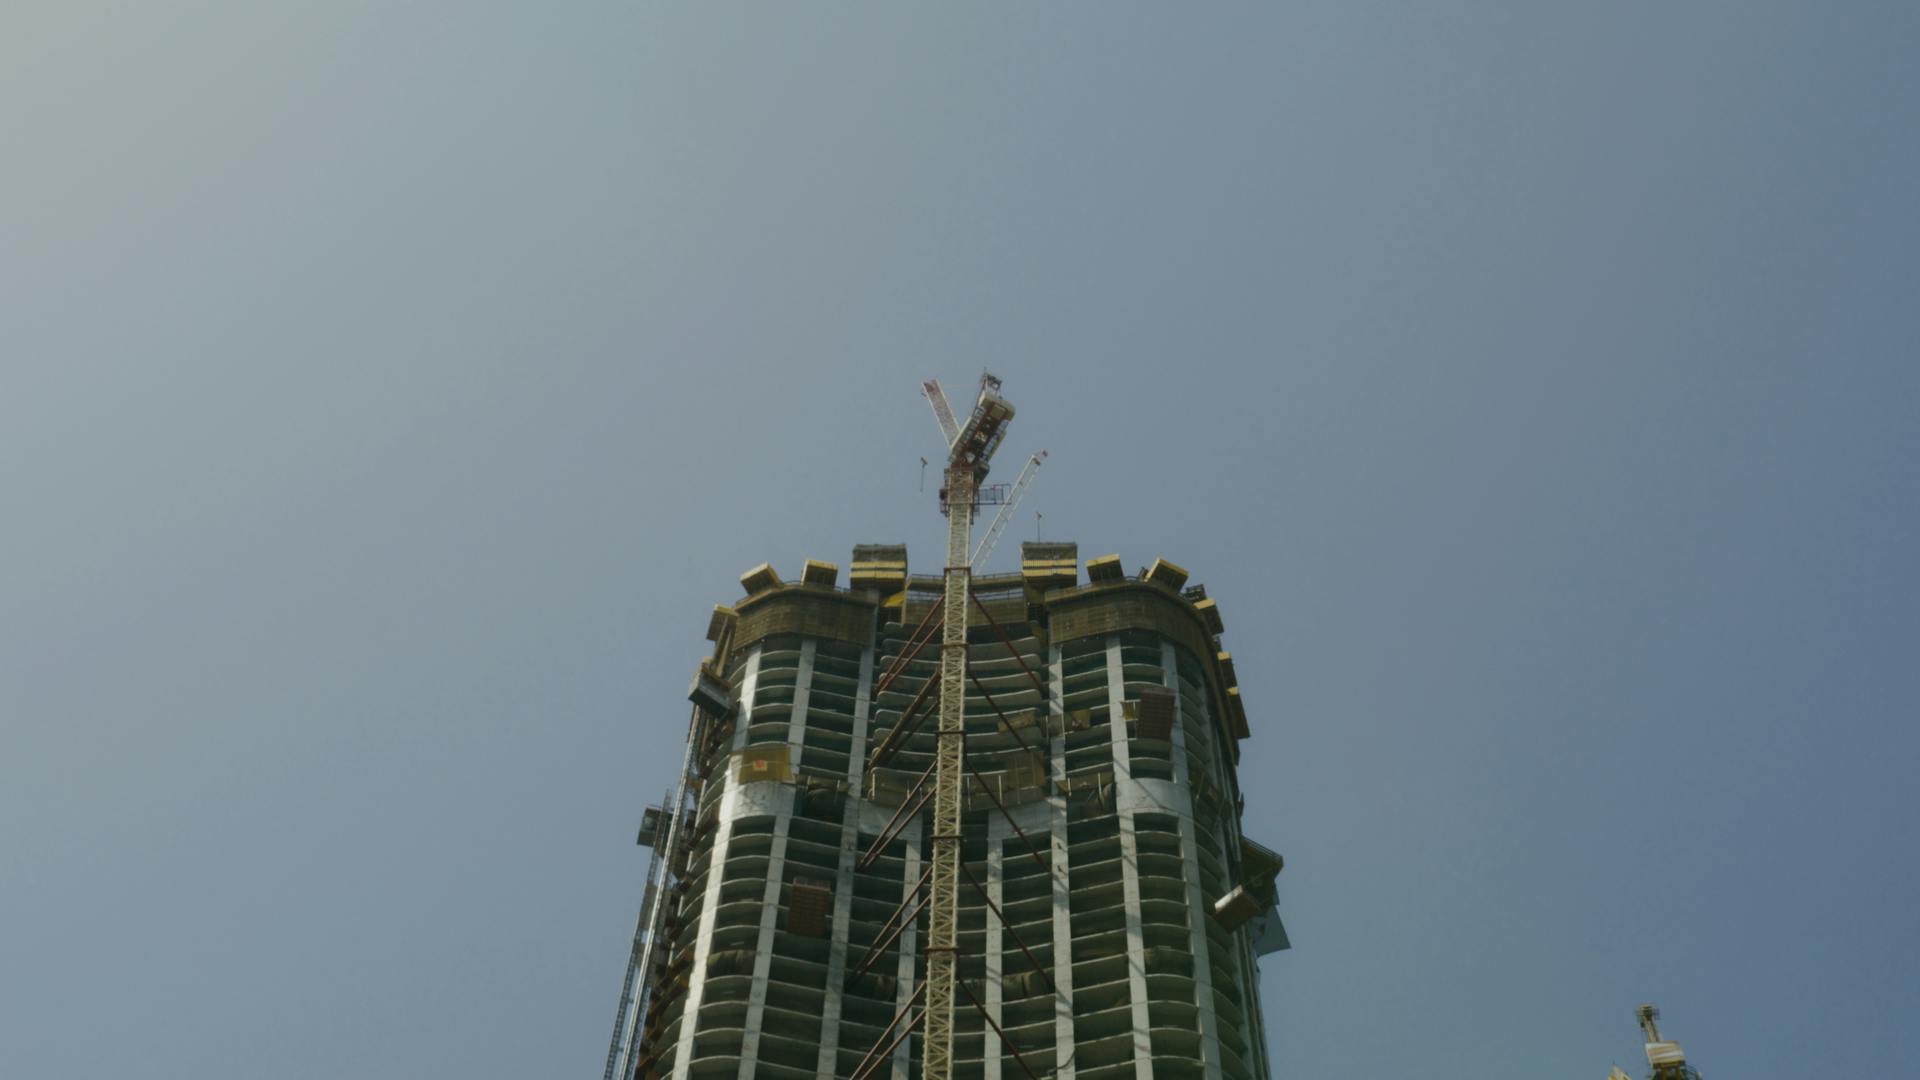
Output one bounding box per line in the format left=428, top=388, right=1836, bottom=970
left=924, top=373, right=1015, bottom=1080
left=840, top=373, right=1036, bottom=1080
left=925, top=462, right=969, bottom=1080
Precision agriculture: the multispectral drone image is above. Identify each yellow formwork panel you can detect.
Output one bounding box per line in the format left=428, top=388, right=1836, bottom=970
left=706, top=605, right=738, bottom=643
left=1226, top=685, right=1250, bottom=739
left=1144, top=557, right=1190, bottom=591
left=739, top=562, right=783, bottom=596
left=848, top=558, right=907, bottom=591
left=1192, top=597, right=1225, bottom=635
left=1021, top=556, right=1078, bottom=593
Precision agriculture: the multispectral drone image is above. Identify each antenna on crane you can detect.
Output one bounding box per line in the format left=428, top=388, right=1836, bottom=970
left=1637, top=1005, right=1664, bottom=1045
left=1635, top=1004, right=1702, bottom=1080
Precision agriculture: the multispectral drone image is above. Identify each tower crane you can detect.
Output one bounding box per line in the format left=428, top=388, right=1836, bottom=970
left=915, top=372, right=1015, bottom=1080
left=926, top=379, right=1045, bottom=569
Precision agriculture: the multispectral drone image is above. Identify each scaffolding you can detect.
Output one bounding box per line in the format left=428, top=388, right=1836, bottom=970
left=601, top=705, right=703, bottom=1080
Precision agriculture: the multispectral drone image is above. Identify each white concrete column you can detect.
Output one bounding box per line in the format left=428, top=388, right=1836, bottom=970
left=1162, top=639, right=1222, bottom=1075
left=670, top=643, right=762, bottom=1080
left=817, top=633, right=877, bottom=1076
left=891, top=821, right=923, bottom=1080
left=735, top=638, right=815, bottom=1079
left=1104, top=636, right=1155, bottom=1080
left=1046, top=640, right=1076, bottom=1079
left=983, top=827, right=1005, bottom=1080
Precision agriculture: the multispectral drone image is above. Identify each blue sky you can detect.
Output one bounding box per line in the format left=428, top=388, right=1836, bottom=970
left=4, top=4, right=1916, bottom=1077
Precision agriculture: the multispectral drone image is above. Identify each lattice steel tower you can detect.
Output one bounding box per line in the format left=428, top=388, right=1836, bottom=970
left=601, top=376, right=1289, bottom=1080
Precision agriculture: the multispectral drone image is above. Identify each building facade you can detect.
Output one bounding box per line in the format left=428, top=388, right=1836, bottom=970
left=607, top=541, right=1287, bottom=1080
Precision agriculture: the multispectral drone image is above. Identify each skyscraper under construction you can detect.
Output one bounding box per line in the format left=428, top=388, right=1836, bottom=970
left=602, top=377, right=1287, bottom=1080
left=603, top=543, right=1288, bottom=1080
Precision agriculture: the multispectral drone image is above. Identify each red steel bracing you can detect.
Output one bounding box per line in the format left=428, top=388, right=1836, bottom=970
left=849, top=982, right=927, bottom=1080
left=969, top=588, right=1052, bottom=701
left=966, top=765, right=1052, bottom=872
left=876, top=597, right=941, bottom=689
left=866, top=672, right=939, bottom=771
left=967, top=672, right=1044, bottom=760
left=850, top=1015, right=922, bottom=1080
left=874, top=604, right=943, bottom=697
left=956, top=974, right=1043, bottom=1080
left=849, top=676, right=1058, bottom=1080
left=852, top=879, right=934, bottom=980
left=858, top=664, right=1055, bottom=1080
left=958, top=860, right=1056, bottom=993
left=859, top=764, right=936, bottom=871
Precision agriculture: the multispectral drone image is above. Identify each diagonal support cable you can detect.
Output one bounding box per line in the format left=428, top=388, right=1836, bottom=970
left=874, top=606, right=943, bottom=697
left=969, top=588, right=1050, bottom=700
left=876, top=597, right=941, bottom=690
left=859, top=767, right=935, bottom=871
left=967, top=765, right=1051, bottom=873
left=868, top=672, right=939, bottom=771
left=850, top=981, right=926, bottom=1080
left=959, top=861, right=1056, bottom=994
left=968, top=672, right=1043, bottom=760
left=956, top=972, right=1041, bottom=1080
left=852, top=863, right=934, bottom=979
